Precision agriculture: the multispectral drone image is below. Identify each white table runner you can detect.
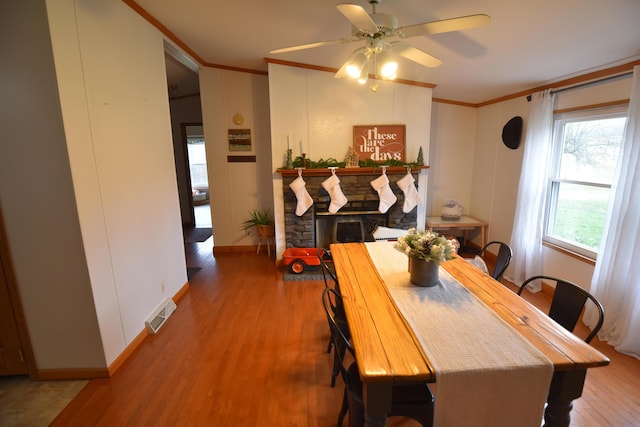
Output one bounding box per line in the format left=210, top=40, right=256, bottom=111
left=365, top=242, right=553, bottom=427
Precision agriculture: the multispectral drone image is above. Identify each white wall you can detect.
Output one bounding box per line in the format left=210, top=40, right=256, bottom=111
left=4, top=0, right=187, bottom=373
left=428, top=102, right=477, bottom=216
left=199, top=68, right=272, bottom=248
left=40, top=0, right=185, bottom=367
left=1, top=0, right=105, bottom=370
left=428, top=99, right=527, bottom=249
left=268, top=64, right=433, bottom=258
left=469, top=77, right=633, bottom=289
left=471, top=97, right=530, bottom=245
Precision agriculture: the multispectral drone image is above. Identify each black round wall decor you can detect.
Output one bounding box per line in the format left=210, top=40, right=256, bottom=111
left=502, top=116, right=523, bottom=149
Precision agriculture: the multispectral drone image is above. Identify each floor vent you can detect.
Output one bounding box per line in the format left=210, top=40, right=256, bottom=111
left=145, top=298, right=177, bottom=334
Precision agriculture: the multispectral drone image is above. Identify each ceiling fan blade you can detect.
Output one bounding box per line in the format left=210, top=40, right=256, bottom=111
left=337, top=3, right=379, bottom=34
left=391, top=42, right=442, bottom=68
left=398, top=14, right=491, bottom=38
left=270, top=38, right=355, bottom=54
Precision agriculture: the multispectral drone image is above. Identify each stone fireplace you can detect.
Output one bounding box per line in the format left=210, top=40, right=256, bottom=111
left=280, top=170, right=420, bottom=249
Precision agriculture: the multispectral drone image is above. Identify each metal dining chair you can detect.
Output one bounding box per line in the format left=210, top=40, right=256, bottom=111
left=479, top=241, right=512, bottom=281
left=518, top=275, right=604, bottom=343
left=318, top=248, right=348, bottom=387
left=318, top=247, right=338, bottom=288
left=322, top=287, right=434, bottom=427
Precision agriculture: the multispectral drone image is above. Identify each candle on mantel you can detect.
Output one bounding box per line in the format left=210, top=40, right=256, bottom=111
left=287, top=134, right=290, bottom=151
left=299, top=140, right=303, bottom=155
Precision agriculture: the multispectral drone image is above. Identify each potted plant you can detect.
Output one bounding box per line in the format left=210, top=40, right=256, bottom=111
left=394, top=228, right=458, bottom=287
left=241, top=208, right=274, bottom=239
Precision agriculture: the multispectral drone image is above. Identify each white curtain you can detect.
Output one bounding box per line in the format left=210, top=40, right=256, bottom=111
left=584, top=65, right=640, bottom=359
left=506, top=90, right=556, bottom=291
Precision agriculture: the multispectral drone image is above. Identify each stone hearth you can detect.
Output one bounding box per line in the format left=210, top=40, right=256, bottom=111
left=281, top=172, right=418, bottom=248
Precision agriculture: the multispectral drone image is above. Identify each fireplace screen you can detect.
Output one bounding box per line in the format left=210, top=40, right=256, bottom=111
left=315, top=213, right=387, bottom=249
left=334, top=220, right=365, bottom=243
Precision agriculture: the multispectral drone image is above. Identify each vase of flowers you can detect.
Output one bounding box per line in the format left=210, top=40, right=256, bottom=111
left=394, top=228, right=458, bottom=287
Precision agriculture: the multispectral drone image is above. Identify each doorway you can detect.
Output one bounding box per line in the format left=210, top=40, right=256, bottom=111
left=164, top=43, right=211, bottom=244
left=185, top=124, right=211, bottom=229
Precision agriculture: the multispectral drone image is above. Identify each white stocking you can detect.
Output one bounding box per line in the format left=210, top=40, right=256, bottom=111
left=321, top=174, right=348, bottom=214
left=397, top=173, right=420, bottom=213
left=289, top=176, right=313, bottom=216
left=370, top=174, right=397, bottom=214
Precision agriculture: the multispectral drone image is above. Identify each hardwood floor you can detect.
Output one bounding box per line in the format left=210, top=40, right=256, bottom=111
left=49, top=242, right=640, bottom=426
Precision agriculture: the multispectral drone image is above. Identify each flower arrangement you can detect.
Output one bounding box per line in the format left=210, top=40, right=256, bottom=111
left=394, top=228, right=458, bottom=264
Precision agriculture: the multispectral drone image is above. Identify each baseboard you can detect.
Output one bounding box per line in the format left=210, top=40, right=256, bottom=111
left=107, top=284, right=190, bottom=377
left=541, top=281, right=555, bottom=298
left=503, top=276, right=556, bottom=299
left=107, top=328, right=148, bottom=376
left=174, top=282, right=190, bottom=302
left=31, top=280, right=192, bottom=380
left=34, top=323, right=148, bottom=380
left=213, top=245, right=256, bottom=254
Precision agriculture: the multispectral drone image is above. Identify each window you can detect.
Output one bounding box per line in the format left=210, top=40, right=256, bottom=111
left=187, top=136, right=208, bottom=190
left=544, top=107, right=626, bottom=259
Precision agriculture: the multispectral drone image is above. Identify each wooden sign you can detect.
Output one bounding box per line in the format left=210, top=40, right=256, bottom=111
left=228, top=129, right=251, bottom=152
left=353, top=124, right=405, bottom=162
left=227, top=155, right=256, bottom=163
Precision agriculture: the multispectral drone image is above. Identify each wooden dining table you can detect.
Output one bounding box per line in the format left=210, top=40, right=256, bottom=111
left=330, top=242, right=610, bottom=427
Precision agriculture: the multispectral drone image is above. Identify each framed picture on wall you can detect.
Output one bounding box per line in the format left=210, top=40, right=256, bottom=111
left=228, top=129, right=252, bottom=152
left=353, top=124, right=405, bottom=162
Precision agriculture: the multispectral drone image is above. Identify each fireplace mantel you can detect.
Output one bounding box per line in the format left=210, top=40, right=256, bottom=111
left=276, top=166, right=429, bottom=177
left=279, top=168, right=422, bottom=249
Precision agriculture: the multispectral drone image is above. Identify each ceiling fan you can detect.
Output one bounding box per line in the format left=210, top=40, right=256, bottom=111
left=270, top=0, right=490, bottom=86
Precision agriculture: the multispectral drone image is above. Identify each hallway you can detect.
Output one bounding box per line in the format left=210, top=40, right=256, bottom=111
left=194, top=202, right=211, bottom=228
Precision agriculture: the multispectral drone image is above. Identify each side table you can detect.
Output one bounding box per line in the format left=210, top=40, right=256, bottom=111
left=426, top=215, right=488, bottom=250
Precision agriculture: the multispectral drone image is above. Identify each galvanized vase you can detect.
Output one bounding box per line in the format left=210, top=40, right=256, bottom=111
left=409, top=258, right=440, bottom=287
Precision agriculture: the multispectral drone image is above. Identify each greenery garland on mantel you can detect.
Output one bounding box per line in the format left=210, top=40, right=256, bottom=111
left=277, top=149, right=428, bottom=176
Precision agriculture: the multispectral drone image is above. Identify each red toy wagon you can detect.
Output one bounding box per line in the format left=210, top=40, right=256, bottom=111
left=283, top=247, right=320, bottom=274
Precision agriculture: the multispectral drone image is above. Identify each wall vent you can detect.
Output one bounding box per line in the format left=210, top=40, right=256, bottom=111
left=145, top=298, right=177, bottom=334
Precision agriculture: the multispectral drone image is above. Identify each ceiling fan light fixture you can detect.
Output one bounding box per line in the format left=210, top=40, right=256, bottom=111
left=377, top=49, right=398, bottom=79
left=357, top=66, right=370, bottom=85
left=337, top=48, right=369, bottom=79
left=346, top=62, right=365, bottom=78
left=346, top=65, right=360, bottom=78
left=294, top=1, right=490, bottom=89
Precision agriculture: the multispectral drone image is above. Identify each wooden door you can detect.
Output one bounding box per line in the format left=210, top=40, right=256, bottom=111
left=0, top=208, right=30, bottom=376
left=0, top=248, right=27, bottom=375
